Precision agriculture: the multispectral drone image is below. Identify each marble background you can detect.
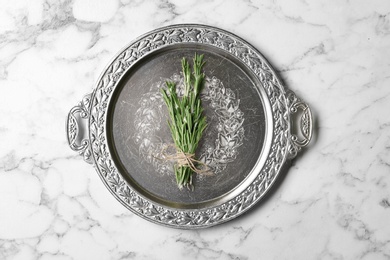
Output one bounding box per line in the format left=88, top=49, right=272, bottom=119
left=1, top=0, right=390, bottom=259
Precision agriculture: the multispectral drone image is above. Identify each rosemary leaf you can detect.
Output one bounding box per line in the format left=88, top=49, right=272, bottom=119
left=161, top=53, right=207, bottom=189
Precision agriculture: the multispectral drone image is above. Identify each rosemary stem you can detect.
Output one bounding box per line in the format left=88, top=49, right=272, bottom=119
left=161, top=53, right=207, bottom=189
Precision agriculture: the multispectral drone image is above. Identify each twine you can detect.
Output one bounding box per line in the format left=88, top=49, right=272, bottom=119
left=161, top=144, right=212, bottom=175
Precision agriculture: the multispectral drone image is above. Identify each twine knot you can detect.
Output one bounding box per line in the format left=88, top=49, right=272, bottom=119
left=161, top=144, right=211, bottom=175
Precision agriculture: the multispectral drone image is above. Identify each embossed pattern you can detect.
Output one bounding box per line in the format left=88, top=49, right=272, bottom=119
left=133, top=74, right=245, bottom=176
left=84, top=25, right=297, bottom=228
left=66, top=94, right=93, bottom=164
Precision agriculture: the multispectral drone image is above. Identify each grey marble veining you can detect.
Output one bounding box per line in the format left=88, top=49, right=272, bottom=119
left=1, top=0, right=390, bottom=259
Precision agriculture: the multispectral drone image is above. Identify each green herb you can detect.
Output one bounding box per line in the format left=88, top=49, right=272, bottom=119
left=161, top=53, right=207, bottom=189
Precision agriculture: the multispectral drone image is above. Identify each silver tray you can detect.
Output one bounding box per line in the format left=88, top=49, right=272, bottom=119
left=66, top=24, right=313, bottom=229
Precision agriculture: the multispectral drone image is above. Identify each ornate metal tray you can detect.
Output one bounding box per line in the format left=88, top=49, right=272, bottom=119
left=66, top=24, right=313, bottom=229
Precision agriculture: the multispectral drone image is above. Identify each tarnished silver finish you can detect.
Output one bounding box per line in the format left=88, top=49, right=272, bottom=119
left=66, top=24, right=313, bottom=229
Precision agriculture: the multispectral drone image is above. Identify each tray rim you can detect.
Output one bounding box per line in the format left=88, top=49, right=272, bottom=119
left=67, top=24, right=309, bottom=229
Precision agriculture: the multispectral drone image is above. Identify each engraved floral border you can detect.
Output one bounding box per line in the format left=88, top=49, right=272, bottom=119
left=89, top=25, right=291, bottom=228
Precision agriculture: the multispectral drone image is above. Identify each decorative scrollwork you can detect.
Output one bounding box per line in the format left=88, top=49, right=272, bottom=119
left=132, top=74, right=245, bottom=176
left=66, top=93, right=93, bottom=164
left=286, top=91, right=313, bottom=158
left=74, top=25, right=309, bottom=228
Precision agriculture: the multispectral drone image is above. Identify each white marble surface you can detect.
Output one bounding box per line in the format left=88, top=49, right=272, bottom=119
left=1, top=0, right=390, bottom=259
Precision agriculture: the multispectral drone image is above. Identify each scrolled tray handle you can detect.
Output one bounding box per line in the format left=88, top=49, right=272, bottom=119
left=66, top=93, right=93, bottom=164
left=287, top=91, right=313, bottom=158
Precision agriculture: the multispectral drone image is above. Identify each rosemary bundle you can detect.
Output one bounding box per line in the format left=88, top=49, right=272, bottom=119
left=161, top=54, right=207, bottom=189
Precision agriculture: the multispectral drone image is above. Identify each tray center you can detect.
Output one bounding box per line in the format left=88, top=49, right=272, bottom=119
left=109, top=45, right=268, bottom=208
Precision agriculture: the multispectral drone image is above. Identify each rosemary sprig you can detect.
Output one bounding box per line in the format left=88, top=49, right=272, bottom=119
left=161, top=53, right=207, bottom=189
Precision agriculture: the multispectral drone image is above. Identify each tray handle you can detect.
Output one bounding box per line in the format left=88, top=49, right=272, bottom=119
left=287, top=92, right=313, bottom=158
left=66, top=93, right=93, bottom=164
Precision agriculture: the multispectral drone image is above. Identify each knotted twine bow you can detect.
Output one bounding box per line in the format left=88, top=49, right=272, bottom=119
left=161, top=144, right=212, bottom=176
